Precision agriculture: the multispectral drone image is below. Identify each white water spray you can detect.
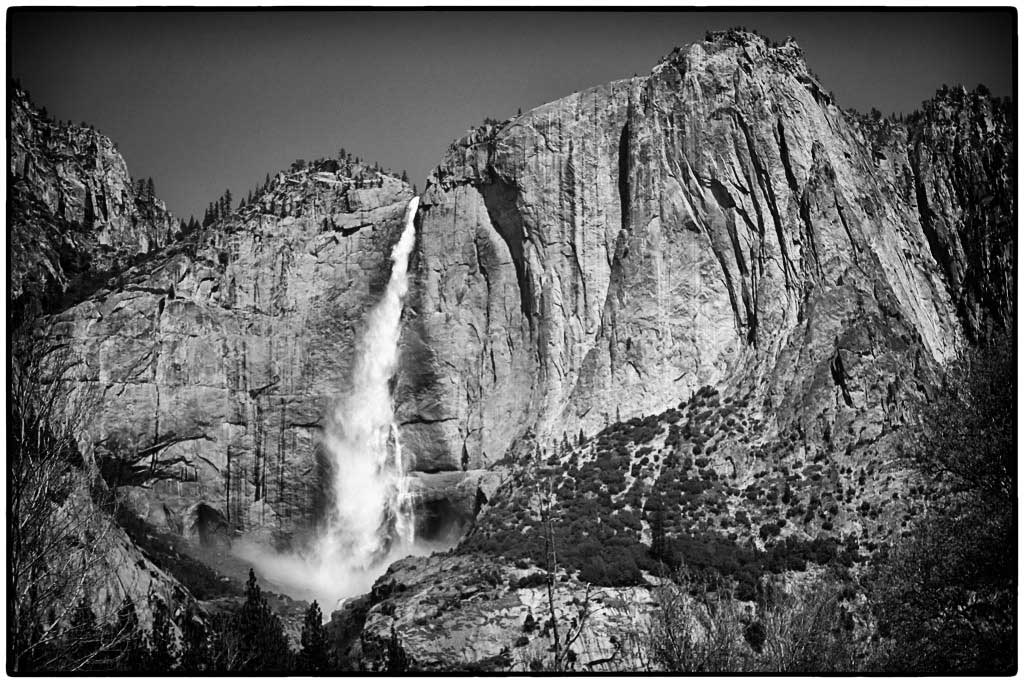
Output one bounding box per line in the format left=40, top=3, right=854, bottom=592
left=318, top=195, right=420, bottom=569
left=234, top=197, right=424, bottom=607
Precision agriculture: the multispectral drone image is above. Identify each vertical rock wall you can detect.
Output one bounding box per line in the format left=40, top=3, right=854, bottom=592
left=399, top=30, right=1012, bottom=472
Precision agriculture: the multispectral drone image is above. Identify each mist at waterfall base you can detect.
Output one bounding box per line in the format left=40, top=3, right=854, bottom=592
left=233, top=197, right=447, bottom=609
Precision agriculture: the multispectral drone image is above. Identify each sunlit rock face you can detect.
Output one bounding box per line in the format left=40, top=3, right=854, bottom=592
left=334, top=552, right=653, bottom=672
left=42, top=160, right=414, bottom=540
left=9, top=86, right=177, bottom=322
left=398, top=29, right=1013, bottom=472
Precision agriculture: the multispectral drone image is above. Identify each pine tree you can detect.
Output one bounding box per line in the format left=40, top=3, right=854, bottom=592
left=577, top=429, right=585, bottom=447
left=146, top=177, right=155, bottom=201
left=220, top=189, right=233, bottom=218
left=229, top=569, right=293, bottom=671
left=401, top=170, right=409, bottom=183
left=649, top=500, right=667, bottom=564
left=298, top=601, right=331, bottom=672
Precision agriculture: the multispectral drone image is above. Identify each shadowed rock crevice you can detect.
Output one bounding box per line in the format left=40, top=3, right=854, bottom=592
left=617, top=122, right=631, bottom=233
left=479, top=179, right=534, bottom=322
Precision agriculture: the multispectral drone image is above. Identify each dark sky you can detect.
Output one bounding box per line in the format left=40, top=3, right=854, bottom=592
left=9, top=9, right=1015, bottom=222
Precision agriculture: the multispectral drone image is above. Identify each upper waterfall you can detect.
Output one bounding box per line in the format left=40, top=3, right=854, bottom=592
left=234, top=196, right=422, bottom=608
left=319, top=195, right=420, bottom=568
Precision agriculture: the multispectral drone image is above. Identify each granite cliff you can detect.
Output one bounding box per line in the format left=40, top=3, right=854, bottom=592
left=396, top=30, right=1012, bottom=474
left=42, top=159, right=415, bottom=542
left=9, top=85, right=177, bottom=324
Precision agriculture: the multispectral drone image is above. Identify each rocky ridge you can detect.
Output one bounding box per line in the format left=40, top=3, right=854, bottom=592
left=9, top=85, right=177, bottom=323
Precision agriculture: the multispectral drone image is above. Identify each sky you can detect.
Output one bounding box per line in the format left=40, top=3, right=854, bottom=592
left=8, top=9, right=1015, bottom=222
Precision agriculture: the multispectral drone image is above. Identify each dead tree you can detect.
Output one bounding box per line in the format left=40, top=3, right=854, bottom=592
left=9, top=332, right=125, bottom=671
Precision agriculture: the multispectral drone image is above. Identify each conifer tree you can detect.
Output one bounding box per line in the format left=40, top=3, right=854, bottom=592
left=649, top=500, right=668, bottom=565
left=227, top=569, right=293, bottom=671
left=298, top=601, right=331, bottom=672
left=220, top=190, right=232, bottom=218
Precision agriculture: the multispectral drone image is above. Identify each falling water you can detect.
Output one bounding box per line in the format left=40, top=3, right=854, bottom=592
left=233, top=197, right=422, bottom=607
left=317, top=195, right=420, bottom=570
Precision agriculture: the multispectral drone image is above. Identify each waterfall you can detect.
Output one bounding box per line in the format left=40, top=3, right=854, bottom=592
left=317, top=194, right=417, bottom=569
left=235, top=197, right=422, bottom=608
left=317, top=195, right=420, bottom=570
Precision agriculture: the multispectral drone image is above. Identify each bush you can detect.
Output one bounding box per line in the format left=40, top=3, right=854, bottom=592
left=642, top=569, right=873, bottom=672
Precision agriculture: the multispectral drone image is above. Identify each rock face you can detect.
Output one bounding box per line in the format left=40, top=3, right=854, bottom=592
left=398, top=30, right=1013, bottom=472
left=903, top=87, right=1014, bottom=341
left=9, top=86, right=177, bottom=322
left=42, top=159, right=414, bottom=540
left=407, top=469, right=505, bottom=543
left=333, top=552, right=653, bottom=672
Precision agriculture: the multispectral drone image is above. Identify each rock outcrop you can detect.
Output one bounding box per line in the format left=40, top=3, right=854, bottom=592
left=9, top=85, right=177, bottom=323
left=41, top=159, right=414, bottom=541
left=398, top=29, right=1013, bottom=473
left=333, top=552, right=653, bottom=672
